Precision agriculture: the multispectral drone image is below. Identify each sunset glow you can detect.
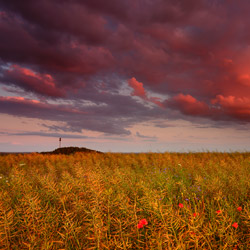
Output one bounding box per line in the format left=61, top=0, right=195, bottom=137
left=0, top=0, right=250, bottom=152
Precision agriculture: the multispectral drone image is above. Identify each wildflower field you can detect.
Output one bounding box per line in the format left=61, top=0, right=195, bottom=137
left=0, top=152, right=250, bottom=249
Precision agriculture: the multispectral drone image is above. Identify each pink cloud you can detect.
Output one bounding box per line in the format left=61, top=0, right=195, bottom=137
left=167, top=94, right=210, bottom=116
left=0, top=96, right=41, bottom=105
left=148, top=96, right=165, bottom=108
left=212, top=95, right=250, bottom=118
left=238, top=74, right=250, bottom=86
left=0, top=11, right=7, bottom=18
left=2, top=0, right=250, bottom=136
left=0, top=96, right=87, bottom=115
left=128, top=77, right=146, bottom=98
left=128, top=77, right=165, bottom=107
left=5, top=65, right=64, bottom=97
left=142, top=24, right=192, bottom=52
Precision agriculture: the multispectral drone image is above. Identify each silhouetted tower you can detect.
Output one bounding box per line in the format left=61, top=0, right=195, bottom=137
left=59, top=137, right=61, bottom=148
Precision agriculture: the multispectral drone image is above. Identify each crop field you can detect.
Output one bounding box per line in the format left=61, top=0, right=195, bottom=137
left=0, top=152, right=250, bottom=249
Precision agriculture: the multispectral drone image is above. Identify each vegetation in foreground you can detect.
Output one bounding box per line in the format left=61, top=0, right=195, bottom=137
left=0, top=152, right=250, bottom=249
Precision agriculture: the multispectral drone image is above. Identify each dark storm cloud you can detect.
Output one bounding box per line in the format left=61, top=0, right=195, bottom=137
left=1, top=0, right=250, bottom=136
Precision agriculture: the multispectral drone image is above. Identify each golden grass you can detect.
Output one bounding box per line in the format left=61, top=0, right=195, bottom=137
left=0, top=152, right=249, bottom=249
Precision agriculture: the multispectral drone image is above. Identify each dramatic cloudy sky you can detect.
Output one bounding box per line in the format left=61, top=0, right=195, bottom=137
left=1, top=0, right=250, bottom=152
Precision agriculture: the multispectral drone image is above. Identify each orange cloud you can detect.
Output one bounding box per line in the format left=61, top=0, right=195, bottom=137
left=128, top=77, right=146, bottom=98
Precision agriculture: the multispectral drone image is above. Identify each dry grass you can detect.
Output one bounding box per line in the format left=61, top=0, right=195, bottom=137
left=0, top=152, right=250, bottom=249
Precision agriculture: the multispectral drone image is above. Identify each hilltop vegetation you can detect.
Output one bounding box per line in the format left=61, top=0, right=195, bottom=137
left=41, top=146, right=102, bottom=155
left=0, top=152, right=250, bottom=249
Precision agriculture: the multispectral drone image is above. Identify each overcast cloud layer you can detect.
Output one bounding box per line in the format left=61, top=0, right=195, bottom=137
left=1, top=0, right=250, bottom=145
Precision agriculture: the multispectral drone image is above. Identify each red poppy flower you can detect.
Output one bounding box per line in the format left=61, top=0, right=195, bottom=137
left=237, top=206, right=242, bottom=211
left=137, top=219, right=148, bottom=229
left=232, top=222, right=238, bottom=229
left=193, top=213, right=199, bottom=217
left=179, top=203, right=184, bottom=208
left=137, top=223, right=143, bottom=229
left=216, top=210, right=222, bottom=214
left=139, top=219, right=148, bottom=226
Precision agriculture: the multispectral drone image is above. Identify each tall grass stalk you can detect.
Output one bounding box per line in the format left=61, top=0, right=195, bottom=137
left=0, top=152, right=249, bottom=249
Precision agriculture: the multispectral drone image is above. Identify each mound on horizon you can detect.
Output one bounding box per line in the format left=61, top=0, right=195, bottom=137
left=42, top=146, right=102, bottom=155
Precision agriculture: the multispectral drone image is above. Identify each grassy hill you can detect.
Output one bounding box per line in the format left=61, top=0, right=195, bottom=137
left=41, top=146, right=102, bottom=155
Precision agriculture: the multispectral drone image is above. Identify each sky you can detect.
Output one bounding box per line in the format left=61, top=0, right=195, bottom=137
left=0, top=0, right=250, bottom=153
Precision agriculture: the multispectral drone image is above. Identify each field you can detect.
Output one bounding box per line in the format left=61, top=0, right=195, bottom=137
left=0, top=152, right=250, bottom=249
